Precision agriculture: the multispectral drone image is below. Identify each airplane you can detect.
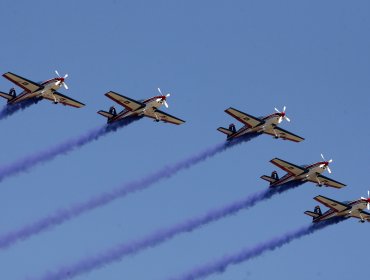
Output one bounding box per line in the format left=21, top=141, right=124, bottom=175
left=0, top=71, right=85, bottom=108
left=260, top=154, right=346, bottom=189
left=217, top=106, right=304, bottom=142
left=97, top=88, right=185, bottom=125
left=305, top=192, right=370, bottom=223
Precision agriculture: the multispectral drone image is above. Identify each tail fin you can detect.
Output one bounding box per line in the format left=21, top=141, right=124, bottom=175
left=305, top=205, right=322, bottom=221
left=97, top=110, right=114, bottom=119
left=260, top=175, right=278, bottom=184
left=0, top=91, right=15, bottom=101
left=304, top=211, right=320, bottom=219
left=217, top=127, right=234, bottom=136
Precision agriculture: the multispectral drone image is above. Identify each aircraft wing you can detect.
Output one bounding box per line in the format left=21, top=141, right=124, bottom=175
left=3, top=72, right=42, bottom=93
left=270, top=158, right=305, bottom=176
left=225, top=107, right=263, bottom=128
left=307, top=174, right=346, bottom=189
left=314, top=195, right=350, bottom=212
left=264, top=126, right=304, bottom=142
left=351, top=210, right=370, bottom=221
left=43, top=91, right=85, bottom=108
left=145, top=109, right=185, bottom=125
left=105, top=91, right=145, bottom=111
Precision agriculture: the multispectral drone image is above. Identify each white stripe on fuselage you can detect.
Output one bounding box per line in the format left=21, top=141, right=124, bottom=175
left=273, top=162, right=329, bottom=186
left=317, top=200, right=367, bottom=221
left=231, top=114, right=282, bottom=139
left=112, top=96, right=166, bottom=121
left=10, top=78, right=62, bottom=103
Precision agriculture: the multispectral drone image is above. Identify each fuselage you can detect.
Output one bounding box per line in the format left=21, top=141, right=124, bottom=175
left=110, top=95, right=167, bottom=122
left=229, top=113, right=282, bottom=139
left=9, top=77, right=64, bottom=104
left=315, top=199, right=369, bottom=222
left=271, top=161, right=329, bottom=186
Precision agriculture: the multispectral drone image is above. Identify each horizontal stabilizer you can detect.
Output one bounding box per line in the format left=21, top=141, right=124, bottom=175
left=217, top=127, right=234, bottom=136
left=260, top=175, right=277, bottom=184
left=0, top=91, right=14, bottom=101
left=97, top=110, right=114, bottom=119
left=304, top=211, right=320, bottom=218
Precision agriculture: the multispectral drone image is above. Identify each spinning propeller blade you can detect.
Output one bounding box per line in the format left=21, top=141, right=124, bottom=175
left=157, top=88, right=170, bottom=108
left=320, top=153, right=333, bottom=174
left=55, top=70, right=69, bottom=90
left=361, top=191, right=370, bottom=210
left=275, top=106, right=290, bottom=123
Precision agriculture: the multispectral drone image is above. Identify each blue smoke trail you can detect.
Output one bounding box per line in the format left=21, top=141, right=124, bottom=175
left=0, top=134, right=256, bottom=251
left=0, top=116, right=140, bottom=182
left=0, top=97, right=41, bottom=120
left=169, top=218, right=345, bottom=280
left=34, top=181, right=300, bottom=280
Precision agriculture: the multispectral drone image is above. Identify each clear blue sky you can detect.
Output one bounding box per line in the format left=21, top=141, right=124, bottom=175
left=0, top=0, right=369, bottom=279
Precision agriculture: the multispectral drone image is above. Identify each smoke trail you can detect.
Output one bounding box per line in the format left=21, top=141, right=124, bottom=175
left=169, top=218, right=345, bottom=280
left=0, top=134, right=257, bottom=251
left=0, top=97, right=40, bottom=120
left=0, top=116, right=140, bottom=182
left=35, top=181, right=299, bottom=280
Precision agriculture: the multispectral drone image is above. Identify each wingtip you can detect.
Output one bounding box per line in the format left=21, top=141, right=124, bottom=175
left=313, top=195, right=324, bottom=201
left=2, top=72, right=12, bottom=79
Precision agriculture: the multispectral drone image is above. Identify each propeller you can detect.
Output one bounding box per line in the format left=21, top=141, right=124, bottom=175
left=361, top=190, right=370, bottom=210
left=274, top=106, right=290, bottom=123
left=157, top=88, right=170, bottom=108
left=320, top=153, right=333, bottom=174
left=54, top=70, right=69, bottom=90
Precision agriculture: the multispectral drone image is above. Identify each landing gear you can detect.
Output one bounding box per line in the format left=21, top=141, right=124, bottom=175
left=153, top=110, right=161, bottom=122
left=315, top=174, right=323, bottom=187
left=50, top=92, right=59, bottom=104
left=360, top=219, right=365, bottom=223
